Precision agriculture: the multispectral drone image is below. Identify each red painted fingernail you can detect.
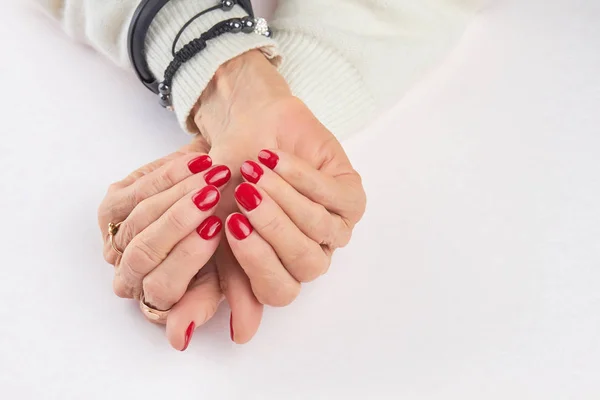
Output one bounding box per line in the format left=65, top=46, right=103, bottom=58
left=235, top=183, right=262, bottom=211
left=240, top=161, right=264, bottom=184
left=230, top=313, right=234, bottom=342
left=227, top=213, right=253, bottom=240
left=192, top=185, right=220, bottom=211
left=258, top=149, right=279, bottom=170
left=181, top=321, right=195, bottom=351
left=204, top=165, right=231, bottom=187
left=197, top=216, right=223, bottom=240
left=188, top=155, right=212, bottom=174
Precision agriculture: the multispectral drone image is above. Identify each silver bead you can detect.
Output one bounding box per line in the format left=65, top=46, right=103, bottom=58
left=229, top=19, right=242, bottom=33
left=241, top=16, right=255, bottom=34
left=159, top=93, right=172, bottom=108
left=158, top=82, right=170, bottom=95
left=221, top=0, right=235, bottom=11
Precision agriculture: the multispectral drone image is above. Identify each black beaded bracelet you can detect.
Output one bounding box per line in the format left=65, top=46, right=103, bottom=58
left=128, top=0, right=256, bottom=94
left=158, top=16, right=272, bottom=109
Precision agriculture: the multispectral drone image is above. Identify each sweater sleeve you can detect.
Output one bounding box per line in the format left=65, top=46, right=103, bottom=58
left=35, top=0, right=481, bottom=139
left=271, top=0, right=482, bottom=138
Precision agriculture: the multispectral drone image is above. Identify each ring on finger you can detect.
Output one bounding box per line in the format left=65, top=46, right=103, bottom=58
left=108, top=222, right=124, bottom=256
left=139, top=292, right=171, bottom=324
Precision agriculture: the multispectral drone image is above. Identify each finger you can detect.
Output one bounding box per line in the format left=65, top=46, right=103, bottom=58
left=166, top=264, right=224, bottom=351
left=225, top=213, right=301, bottom=307
left=103, top=165, right=231, bottom=266
left=117, top=150, right=185, bottom=188
left=216, top=244, right=264, bottom=344
left=99, top=152, right=212, bottom=239
left=234, top=183, right=330, bottom=282
left=141, top=216, right=223, bottom=311
left=114, top=185, right=221, bottom=300
left=241, top=160, right=350, bottom=249
left=258, top=149, right=366, bottom=225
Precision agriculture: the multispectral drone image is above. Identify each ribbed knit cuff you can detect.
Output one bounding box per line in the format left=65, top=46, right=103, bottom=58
left=145, top=0, right=281, bottom=133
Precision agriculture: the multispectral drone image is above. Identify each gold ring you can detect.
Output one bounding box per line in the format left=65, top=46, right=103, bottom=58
left=108, top=222, right=124, bottom=256
left=139, top=293, right=171, bottom=324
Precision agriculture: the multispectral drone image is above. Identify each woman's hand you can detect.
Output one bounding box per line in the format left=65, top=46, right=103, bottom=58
left=228, top=148, right=364, bottom=303
left=97, top=138, right=229, bottom=350
left=194, top=50, right=367, bottom=343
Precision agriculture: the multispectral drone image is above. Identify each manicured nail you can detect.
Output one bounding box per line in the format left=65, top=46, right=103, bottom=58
left=192, top=185, right=220, bottom=211
left=230, top=313, right=234, bottom=342
left=227, top=213, right=253, bottom=240
left=258, top=149, right=279, bottom=170
left=240, top=161, right=264, bottom=184
left=204, top=165, right=231, bottom=187
left=197, top=216, right=223, bottom=240
left=235, top=183, right=262, bottom=211
left=188, top=155, right=212, bottom=174
left=182, top=321, right=195, bottom=351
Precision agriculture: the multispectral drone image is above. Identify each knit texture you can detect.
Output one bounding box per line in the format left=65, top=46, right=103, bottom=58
left=35, top=0, right=481, bottom=140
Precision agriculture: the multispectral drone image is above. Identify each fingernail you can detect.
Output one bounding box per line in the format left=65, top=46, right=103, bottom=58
left=192, top=185, right=220, bottom=211
left=204, top=165, right=231, bottom=187
left=258, top=149, right=279, bottom=170
left=181, top=321, right=195, bottom=351
left=235, top=183, right=262, bottom=211
left=240, top=161, right=264, bottom=184
left=227, top=213, right=253, bottom=240
left=230, top=313, right=235, bottom=342
left=188, top=155, right=212, bottom=174
left=197, top=216, right=223, bottom=240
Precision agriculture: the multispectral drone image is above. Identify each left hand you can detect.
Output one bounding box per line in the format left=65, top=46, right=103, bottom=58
left=194, top=50, right=367, bottom=343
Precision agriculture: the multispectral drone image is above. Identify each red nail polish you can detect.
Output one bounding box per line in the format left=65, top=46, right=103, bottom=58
left=240, top=161, right=264, bottom=184
left=258, top=149, right=279, bottom=170
left=227, top=213, right=253, bottom=240
left=188, top=155, right=212, bottom=174
left=182, top=321, right=195, bottom=351
left=230, top=313, right=234, bottom=342
left=197, top=216, right=223, bottom=240
left=204, top=165, right=231, bottom=187
left=192, top=185, right=220, bottom=211
left=235, top=183, right=262, bottom=211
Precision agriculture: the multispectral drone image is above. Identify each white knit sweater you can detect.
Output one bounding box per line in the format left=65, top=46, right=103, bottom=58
left=37, top=0, right=480, bottom=139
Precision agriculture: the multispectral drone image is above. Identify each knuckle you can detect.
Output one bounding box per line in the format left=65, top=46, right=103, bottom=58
left=337, top=225, right=353, bottom=248
left=255, top=214, right=283, bottom=236
left=112, top=277, right=132, bottom=299
left=164, top=208, right=191, bottom=233
left=256, top=280, right=300, bottom=307
left=309, top=205, right=333, bottom=244
left=130, top=184, right=146, bottom=206
left=114, top=220, right=135, bottom=251
left=143, top=276, right=177, bottom=308
left=106, top=182, right=123, bottom=196
left=153, top=168, right=178, bottom=193
left=286, top=244, right=328, bottom=283
left=122, top=239, right=164, bottom=277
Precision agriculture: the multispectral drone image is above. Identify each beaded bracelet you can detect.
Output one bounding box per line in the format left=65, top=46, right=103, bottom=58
left=128, top=0, right=258, bottom=94
left=158, top=15, right=272, bottom=110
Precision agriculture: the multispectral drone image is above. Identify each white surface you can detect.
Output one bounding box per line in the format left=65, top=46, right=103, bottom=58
left=1, top=0, right=599, bottom=398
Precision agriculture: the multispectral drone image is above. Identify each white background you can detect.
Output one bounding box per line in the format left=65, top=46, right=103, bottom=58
left=1, top=0, right=599, bottom=398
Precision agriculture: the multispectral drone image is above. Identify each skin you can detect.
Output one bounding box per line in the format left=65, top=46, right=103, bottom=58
left=97, top=50, right=367, bottom=350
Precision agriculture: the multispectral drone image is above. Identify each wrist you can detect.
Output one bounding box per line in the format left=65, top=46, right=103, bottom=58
left=192, top=49, right=291, bottom=144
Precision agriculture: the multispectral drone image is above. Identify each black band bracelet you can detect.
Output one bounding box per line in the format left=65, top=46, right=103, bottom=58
left=128, top=0, right=255, bottom=94
left=157, top=16, right=272, bottom=109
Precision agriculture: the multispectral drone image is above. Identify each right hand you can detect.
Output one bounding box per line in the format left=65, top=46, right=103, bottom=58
left=98, top=138, right=229, bottom=351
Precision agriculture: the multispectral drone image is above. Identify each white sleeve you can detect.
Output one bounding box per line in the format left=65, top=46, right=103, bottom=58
left=271, top=0, right=482, bottom=138
left=35, top=0, right=481, bottom=138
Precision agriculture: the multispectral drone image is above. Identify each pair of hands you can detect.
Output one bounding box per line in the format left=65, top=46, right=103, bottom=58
left=98, top=50, right=366, bottom=350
